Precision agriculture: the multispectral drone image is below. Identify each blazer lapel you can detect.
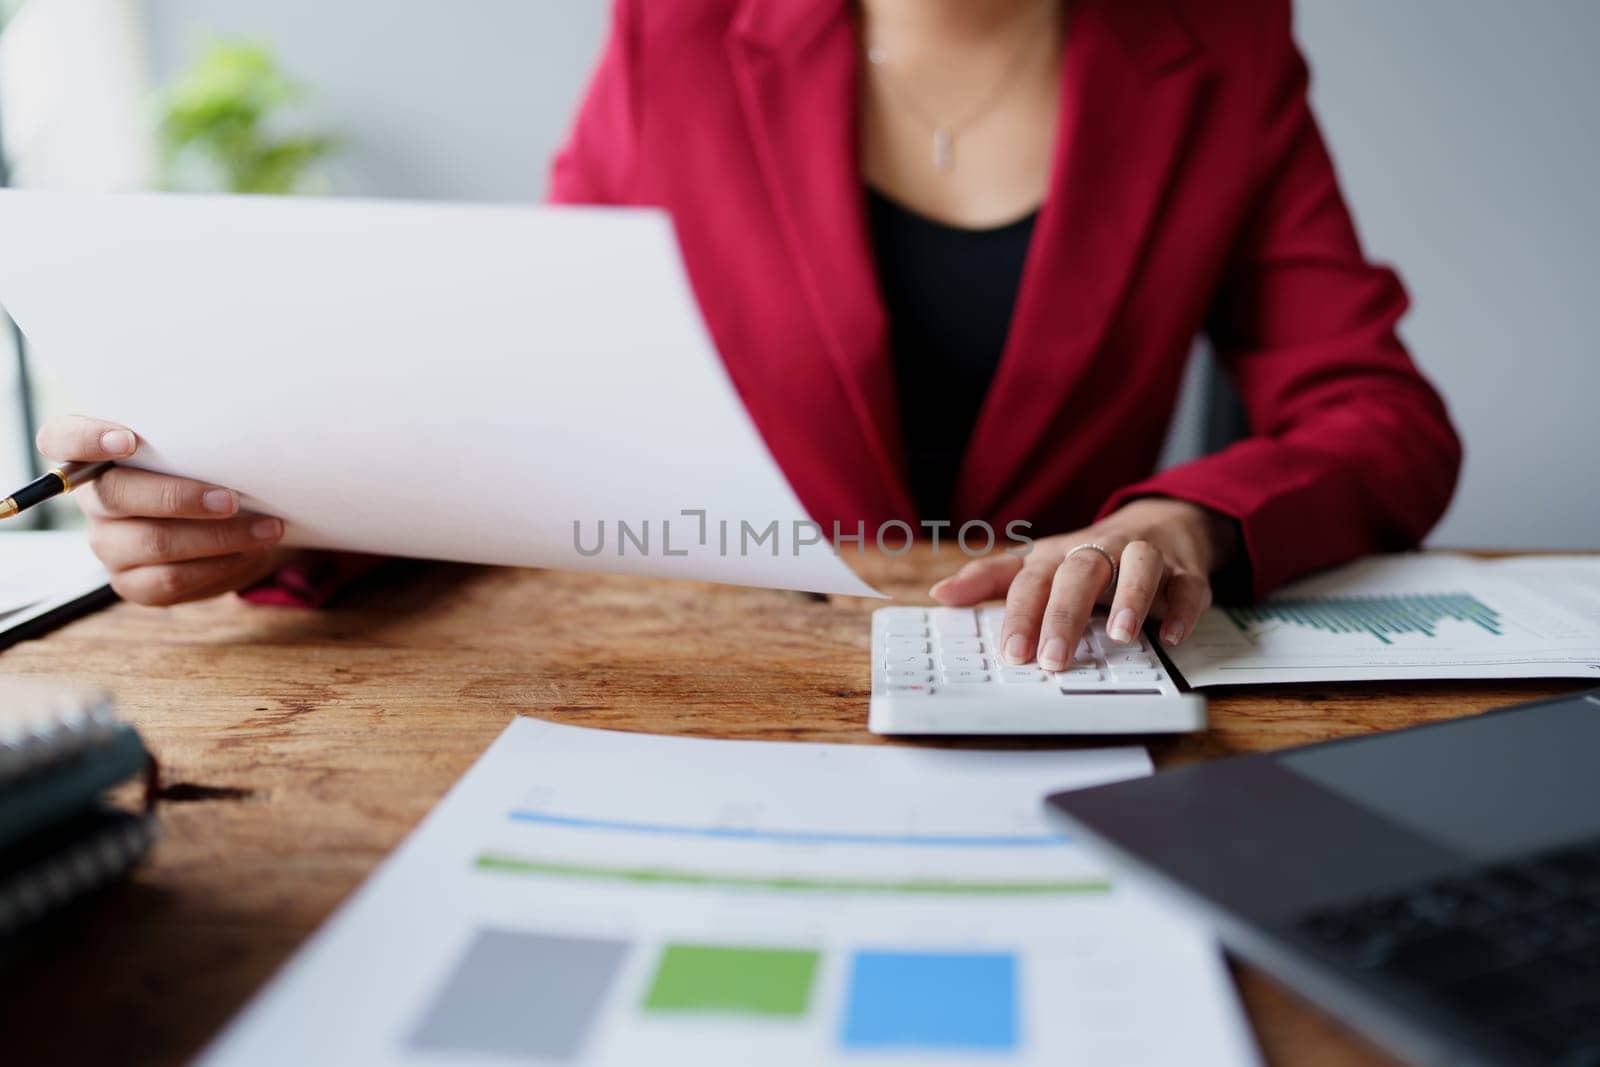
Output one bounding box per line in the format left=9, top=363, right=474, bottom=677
left=956, top=0, right=1212, bottom=520
left=726, top=0, right=918, bottom=520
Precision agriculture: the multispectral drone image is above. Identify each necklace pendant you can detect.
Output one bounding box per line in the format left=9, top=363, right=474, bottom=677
left=932, top=128, right=954, bottom=171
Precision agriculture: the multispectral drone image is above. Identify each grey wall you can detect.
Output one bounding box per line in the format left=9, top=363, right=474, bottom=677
left=1295, top=0, right=1599, bottom=548
left=139, top=0, right=1597, bottom=548
left=142, top=0, right=609, bottom=202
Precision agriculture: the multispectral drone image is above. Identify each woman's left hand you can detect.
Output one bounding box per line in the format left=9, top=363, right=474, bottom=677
left=929, top=497, right=1239, bottom=670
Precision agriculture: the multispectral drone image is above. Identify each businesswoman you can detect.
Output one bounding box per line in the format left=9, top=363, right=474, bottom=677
left=38, top=0, right=1460, bottom=672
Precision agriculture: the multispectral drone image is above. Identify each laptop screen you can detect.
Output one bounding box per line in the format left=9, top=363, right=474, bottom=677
left=1280, top=694, right=1600, bottom=861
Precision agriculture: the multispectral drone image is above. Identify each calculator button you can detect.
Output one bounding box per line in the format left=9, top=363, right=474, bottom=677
left=930, top=609, right=978, bottom=635
left=880, top=608, right=928, bottom=622
left=885, top=639, right=931, bottom=655
left=999, top=668, right=1050, bottom=683
left=1057, top=668, right=1104, bottom=682
left=887, top=684, right=936, bottom=695
left=1107, top=652, right=1155, bottom=667
left=940, top=654, right=989, bottom=672
left=885, top=625, right=930, bottom=639
left=941, top=670, right=991, bottom=684
left=885, top=655, right=934, bottom=670
left=884, top=670, right=935, bottom=685
left=1110, top=668, right=1162, bottom=682
left=937, top=636, right=984, bottom=654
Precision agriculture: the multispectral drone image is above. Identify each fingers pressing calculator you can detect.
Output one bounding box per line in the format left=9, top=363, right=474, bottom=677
left=869, top=606, right=1207, bottom=735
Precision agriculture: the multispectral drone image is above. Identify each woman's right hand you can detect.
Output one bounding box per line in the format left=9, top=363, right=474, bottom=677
left=36, top=416, right=286, bottom=606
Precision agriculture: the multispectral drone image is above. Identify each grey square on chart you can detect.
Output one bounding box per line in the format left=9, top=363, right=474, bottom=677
left=409, top=928, right=629, bottom=1061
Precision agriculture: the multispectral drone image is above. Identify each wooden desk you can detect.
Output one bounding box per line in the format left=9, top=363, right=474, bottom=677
left=0, top=550, right=1581, bottom=1065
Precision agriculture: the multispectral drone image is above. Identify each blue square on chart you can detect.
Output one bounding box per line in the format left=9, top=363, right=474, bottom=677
left=840, top=950, right=1018, bottom=1052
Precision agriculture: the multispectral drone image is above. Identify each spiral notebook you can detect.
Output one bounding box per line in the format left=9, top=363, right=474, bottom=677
left=0, top=680, right=156, bottom=936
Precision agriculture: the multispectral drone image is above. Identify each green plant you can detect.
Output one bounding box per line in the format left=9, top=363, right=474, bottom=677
left=156, top=38, right=336, bottom=195
left=0, top=0, right=27, bottom=31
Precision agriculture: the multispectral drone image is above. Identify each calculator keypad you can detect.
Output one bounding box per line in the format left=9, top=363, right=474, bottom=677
left=872, top=607, right=1177, bottom=697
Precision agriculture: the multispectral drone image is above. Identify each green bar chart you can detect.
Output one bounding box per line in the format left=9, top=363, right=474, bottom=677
left=1225, top=592, right=1502, bottom=645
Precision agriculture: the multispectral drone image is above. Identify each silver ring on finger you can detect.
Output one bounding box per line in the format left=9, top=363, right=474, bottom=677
left=1065, top=542, right=1118, bottom=595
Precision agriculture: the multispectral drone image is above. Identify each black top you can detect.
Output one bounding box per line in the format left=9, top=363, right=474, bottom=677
left=866, top=187, right=1038, bottom=519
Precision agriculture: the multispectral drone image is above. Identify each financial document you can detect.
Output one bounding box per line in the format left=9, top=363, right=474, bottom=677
left=200, top=719, right=1257, bottom=1066
left=0, top=191, right=879, bottom=598
left=1169, top=553, right=1600, bottom=686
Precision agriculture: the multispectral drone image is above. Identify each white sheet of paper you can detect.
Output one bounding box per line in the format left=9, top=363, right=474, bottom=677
left=199, top=718, right=1257, bottom=1066
left=1169, top=552, right=1600, bottom=686
left=0, top=531, right=109, bottom=620
left=0, top=191, right=880, bottom=598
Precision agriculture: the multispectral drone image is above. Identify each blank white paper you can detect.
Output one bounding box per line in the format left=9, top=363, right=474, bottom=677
left=0, top=191, right=881, bottom=597
left=0, top=531, right=108, bottom=624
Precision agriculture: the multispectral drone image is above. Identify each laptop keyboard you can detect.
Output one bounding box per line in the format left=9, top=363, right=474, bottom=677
left=1296, top=837, right=1600, bottom=1063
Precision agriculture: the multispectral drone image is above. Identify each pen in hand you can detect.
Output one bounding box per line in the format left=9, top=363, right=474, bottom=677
left=0, top=461, right=114, bottom=519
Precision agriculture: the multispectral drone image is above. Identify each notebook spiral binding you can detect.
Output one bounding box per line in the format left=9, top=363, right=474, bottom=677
left=0, top=687, right=122, bottom=786
left=0, top=812, right=157, bottom=935
left=0, top=681, right=160, bottom=937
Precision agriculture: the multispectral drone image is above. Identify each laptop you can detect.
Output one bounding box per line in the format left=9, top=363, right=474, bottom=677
left=1045, top=688, right=1600, bottom=1067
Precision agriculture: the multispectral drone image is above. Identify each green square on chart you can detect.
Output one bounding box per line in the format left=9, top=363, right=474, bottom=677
left=643, top=944, right=820, bottom=1018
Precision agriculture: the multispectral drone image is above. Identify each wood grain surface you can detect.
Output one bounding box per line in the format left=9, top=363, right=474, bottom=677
left=0, top=547, right=1581, bottom=1065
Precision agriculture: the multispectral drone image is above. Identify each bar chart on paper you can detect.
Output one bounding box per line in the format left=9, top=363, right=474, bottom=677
left=200, top=719, right=1258, bottom=1067
left=1223, top=592, right=1504, bottom=645
left=1170, top=554, right=1600, bottom=685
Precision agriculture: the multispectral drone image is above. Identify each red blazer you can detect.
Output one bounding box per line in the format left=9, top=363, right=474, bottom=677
left=547, top=0, right=1461, bottom=600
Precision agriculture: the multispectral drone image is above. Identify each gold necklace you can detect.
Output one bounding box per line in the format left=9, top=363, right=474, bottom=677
left=864, top=2, right=1056, bottom=172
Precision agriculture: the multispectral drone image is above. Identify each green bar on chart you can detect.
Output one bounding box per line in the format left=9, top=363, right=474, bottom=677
left=643, top=944, right=820, bottom=1018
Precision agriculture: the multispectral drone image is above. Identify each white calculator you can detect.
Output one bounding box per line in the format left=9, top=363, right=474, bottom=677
left=869, top=606, right=1207, bottom=735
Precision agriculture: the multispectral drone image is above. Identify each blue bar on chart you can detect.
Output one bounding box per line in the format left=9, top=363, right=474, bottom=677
left=839, top=949, right=1019, bottom=1053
